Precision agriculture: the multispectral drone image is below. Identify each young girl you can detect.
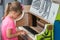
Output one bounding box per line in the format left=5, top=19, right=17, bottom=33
left=1, top=1, right=26, bottom=40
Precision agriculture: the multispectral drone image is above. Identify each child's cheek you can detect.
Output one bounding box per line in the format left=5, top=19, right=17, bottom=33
left=13, top=15, right=18, bottom=19
left=15, top=16, right=18, bottom=19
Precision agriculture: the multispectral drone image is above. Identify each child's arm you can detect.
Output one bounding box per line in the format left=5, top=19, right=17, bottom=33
left=6, top=29, right=26, bottom=38
left=6, top=29, right=20, bottom=38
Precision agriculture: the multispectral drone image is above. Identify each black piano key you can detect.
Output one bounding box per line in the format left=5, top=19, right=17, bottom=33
left=23, top=26, right=38, bottom=35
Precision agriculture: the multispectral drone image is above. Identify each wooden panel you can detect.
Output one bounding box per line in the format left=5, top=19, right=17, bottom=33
left=18, top=36, right=24, bottom=40
left=16, top=13, right=32, bottom=27
left=27, top=13, right=32, bottom=26
left=24, top=5, right=31, bottom=12
left=37, top=21, right=45, bottom=28
left=18, top=35, right=32, bottom=40
left=16, top=14, right=26, bottom=27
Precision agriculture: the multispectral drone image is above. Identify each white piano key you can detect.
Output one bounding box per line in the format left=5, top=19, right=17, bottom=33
left=17, top=27, right=35, bottom=40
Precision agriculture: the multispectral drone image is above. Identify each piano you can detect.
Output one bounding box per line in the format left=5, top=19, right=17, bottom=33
left=16, top=11, right=50, bottom=40
left=16, top=0, right=59, bottom=39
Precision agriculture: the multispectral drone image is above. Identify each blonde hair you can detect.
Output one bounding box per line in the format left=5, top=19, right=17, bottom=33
left=2, top=1, right=23, bottom=20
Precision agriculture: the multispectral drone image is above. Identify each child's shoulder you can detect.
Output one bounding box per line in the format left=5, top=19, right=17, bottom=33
left=3, top=16, right=13, bottom=23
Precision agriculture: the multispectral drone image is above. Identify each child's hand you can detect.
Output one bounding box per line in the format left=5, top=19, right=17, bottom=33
left=17, top=30, right=27, bottom=36
left=20, top=30, right=27, bottom=36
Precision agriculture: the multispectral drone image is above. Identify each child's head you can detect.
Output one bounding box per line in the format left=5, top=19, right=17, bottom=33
left=3, top=1, right=23, bottom=19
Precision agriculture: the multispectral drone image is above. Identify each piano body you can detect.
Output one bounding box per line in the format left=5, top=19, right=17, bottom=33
left=16, top=0, right=60, bottom=40
left=16, top=5, right=52, bottom=40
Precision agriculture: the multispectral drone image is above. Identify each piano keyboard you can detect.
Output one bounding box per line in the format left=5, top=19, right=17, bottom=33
left=17, top=26, right=37, bottom=40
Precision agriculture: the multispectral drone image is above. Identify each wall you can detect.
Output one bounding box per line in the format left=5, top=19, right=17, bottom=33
left=0, top=6, right=3, bottom=23
left=18, top=0, right=32, bottom=5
